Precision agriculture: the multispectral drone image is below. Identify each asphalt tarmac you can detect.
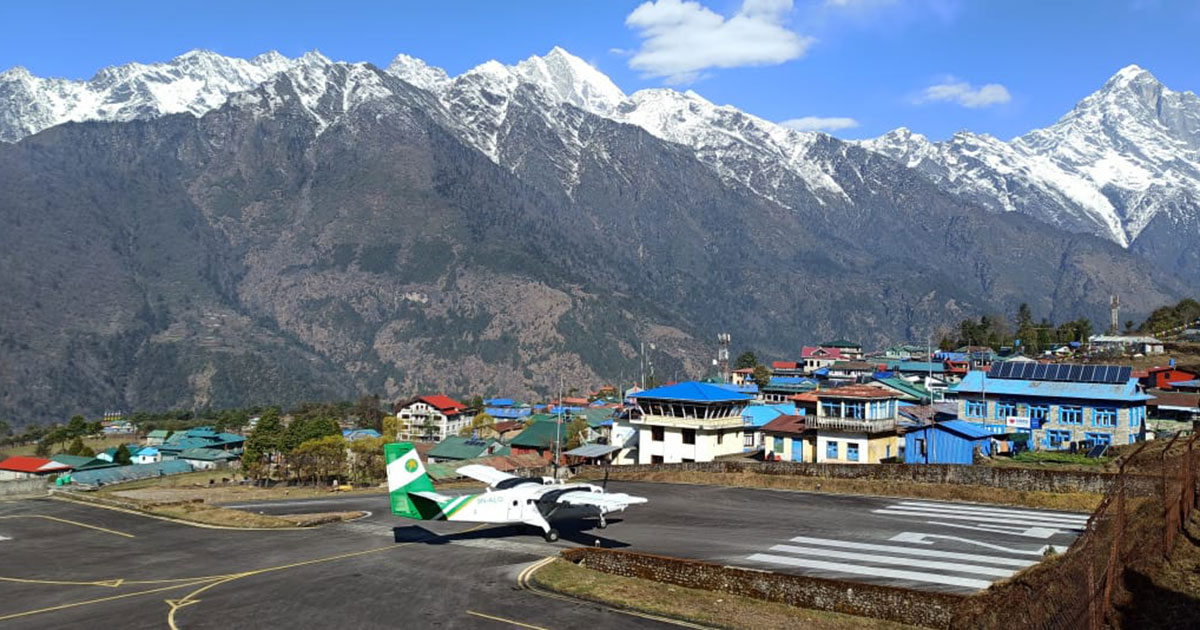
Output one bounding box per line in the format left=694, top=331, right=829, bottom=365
left=0, top=482, right=1087, bottom=628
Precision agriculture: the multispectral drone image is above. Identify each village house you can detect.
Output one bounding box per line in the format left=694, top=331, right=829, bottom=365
left=0, top=456, right=72, bottom=480
left=822, top=360, right=880, bottom=384
left=1089, top=335, right=1165, bottom=356
left=394, top=395, right=469, bottom=442
left=760, top=376, right=818, bottom=403
left=903, top=420, right=994, bottom=465
left=179, top=448, right=239, bottom=470
left=427, top=436, right=508, bottom=463
left=811, top=386, right=901, bottom=463
left=761, top=414, right=810, bottom=462
left=507, top=416, right=569, bottom=461
left=801, top=346, right=845, bottom=373
left=820, top=339, right=864, bottom=360
left=951, top=363, right=1150, bottom=449
left=629, top=382, right=752, bottom=464
left=1137, top=365, right=1198, bottom=390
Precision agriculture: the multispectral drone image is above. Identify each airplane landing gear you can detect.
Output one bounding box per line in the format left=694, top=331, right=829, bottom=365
left=544, top=528, right=559, bottom=542
left=597, top=516, right=608, bottom=529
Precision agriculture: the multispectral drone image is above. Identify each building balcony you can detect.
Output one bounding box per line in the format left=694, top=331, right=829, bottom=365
left=631, top=414, right=746, bottom=430
left=812, top=416, right=897, bottom=433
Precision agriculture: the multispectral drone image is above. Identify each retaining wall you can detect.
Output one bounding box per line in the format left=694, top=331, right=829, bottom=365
left=560, top=547, right=961, bottom=629
left=0, top=478, right=47, bottom=497
left=582, top=460, right=1157, bottom=495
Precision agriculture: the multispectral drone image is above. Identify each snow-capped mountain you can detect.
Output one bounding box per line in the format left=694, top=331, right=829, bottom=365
left=3, top=49, right=1198, bottom=269
left=386, top=46, right=847, bottom=202
left=861, top=65, right=1200, bottom=249
left=0, top=49, right=301, bottom=142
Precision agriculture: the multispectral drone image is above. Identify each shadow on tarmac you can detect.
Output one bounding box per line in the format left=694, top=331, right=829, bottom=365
left=393, top=519, right=631, bottom=549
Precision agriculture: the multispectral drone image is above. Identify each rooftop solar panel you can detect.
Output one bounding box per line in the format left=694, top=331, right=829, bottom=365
left=1081, top=365, right=1096, bottom=382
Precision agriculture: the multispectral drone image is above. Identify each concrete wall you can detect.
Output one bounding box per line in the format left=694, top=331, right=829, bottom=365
left=559, top=547, right=961, bottom=629
left=0, top=478, right=47, bottom=497
left=588, top=460, right=1155, bottom=495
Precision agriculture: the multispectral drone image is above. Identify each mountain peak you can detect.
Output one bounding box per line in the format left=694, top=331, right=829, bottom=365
left=387, top=53, right=450, bottom=91
left=514, top=47, right=626, bottom=114
left=1103, top=64, right=1159, bottom=92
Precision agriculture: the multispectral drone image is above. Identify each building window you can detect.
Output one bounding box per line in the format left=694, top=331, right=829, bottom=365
left=965, top=400, right=986, bottom=418
left=826, top=441, right=839, bottom=460
left=682, top=429, right=696, bottom=445
left=717, top=431, right=724, bottom=445
left=1046, top=429, right=1071, bottom=449
left=996, top=402, right=1017, bottom=419
left=773, top=436, right=784, bottom=454
left=1084, top=432, right=1112, bottom=446
left=1130, top=406, right=1143, bottom=427
left=821, top=401, right=838, bottom=416
left=847, top=443, right=860, bottom=462
left=652, top=455, right=664, bottom=464
left=1093, top=408, right=1117, bottom=428
left=1060, top=406, right=1083, bottom=425
left=846, top=402, right=865, bottom=419
left=651, top=426, right=664, bottom=442
left=1029, top=405, right=1049, bottom=422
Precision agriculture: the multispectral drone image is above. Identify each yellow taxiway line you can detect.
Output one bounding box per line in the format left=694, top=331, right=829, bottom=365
left=466, top=610, right=551, bottom=630
left=0, top=513, right=135, bottom=538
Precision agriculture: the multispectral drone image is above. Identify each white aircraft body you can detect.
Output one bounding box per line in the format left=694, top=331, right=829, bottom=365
left=384, top=442, right=647, bottom=541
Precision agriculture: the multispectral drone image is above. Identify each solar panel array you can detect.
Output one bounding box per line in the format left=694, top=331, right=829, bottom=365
left=987, top=362, right=1131, bottom=384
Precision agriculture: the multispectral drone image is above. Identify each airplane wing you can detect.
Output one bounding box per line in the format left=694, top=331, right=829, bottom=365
left=555, top=490, right=648, bottom=512
left=455, top=464, right=518, bottom=487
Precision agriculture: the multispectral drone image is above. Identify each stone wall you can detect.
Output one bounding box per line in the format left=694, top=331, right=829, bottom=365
left=583, top=460, right=1157, bottom=495
left=0, top=478, right=47, bottom=497
left=560, top=547, right=962, bottom=629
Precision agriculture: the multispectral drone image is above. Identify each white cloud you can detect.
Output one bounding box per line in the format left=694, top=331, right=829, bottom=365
left=779, top=116, right=860, bottom=132
left=624, top=0, right=815, bottom=84
left=916, top=77, right=1011, bottom=108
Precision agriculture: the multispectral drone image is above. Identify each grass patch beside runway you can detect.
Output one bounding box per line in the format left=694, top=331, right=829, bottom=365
left=530, top=558, right=916, bottom=630
left=595, top=471, right=1102, bottom=513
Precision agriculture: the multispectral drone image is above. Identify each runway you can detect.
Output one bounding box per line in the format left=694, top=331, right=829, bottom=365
left=0, top=481, right=1087, bottom=628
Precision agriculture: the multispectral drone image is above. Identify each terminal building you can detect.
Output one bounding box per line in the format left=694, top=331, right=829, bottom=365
left=950, top=363, right=1150, bottom=449
left=628, top=382, right=752, bottom=464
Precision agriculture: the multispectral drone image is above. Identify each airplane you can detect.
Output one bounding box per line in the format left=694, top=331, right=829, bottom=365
left=384, top=442, right=647, bottom=542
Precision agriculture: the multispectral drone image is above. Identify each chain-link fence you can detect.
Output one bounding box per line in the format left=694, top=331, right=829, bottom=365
left=956, top=435, right=1198, bottom=629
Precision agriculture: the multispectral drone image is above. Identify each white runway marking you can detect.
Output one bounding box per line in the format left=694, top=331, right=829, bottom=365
left=874, top=508, right=1084, bottom=530
left=768, top=544, right=1016, bottom=578
left=746, top=553, right=994, bottom=590
left=925, top=520, right=1063, bottom=539
left=784, top=535, right=1036, bottom=567
left=890, top=532, right=1054, bottom=556
left=895, top=501, right=1090, bottom=523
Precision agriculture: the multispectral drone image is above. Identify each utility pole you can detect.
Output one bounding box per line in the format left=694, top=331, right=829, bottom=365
left=1110, top=295, right=1120, bottom=335
left=717, top=333, right=730, bottom=382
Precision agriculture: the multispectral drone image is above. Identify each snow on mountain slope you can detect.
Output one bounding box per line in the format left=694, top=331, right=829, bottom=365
left=861, top=65, right=1200, bottom=248
left=0, top=50, right=296, bottom=142
left=386, top=47, right=846, bottom=201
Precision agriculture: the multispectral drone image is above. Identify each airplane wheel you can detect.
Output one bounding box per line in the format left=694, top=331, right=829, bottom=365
left=544, top=529, right=559, bottom=543
left=597, top=519, right=608, bottom=529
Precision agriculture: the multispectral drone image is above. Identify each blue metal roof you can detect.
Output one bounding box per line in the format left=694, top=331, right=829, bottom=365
left=715, top=383, right=759, bottom=394
left=951, top=371, right=1151, bottom=402
left=632, top=381, right=753, bottom=402
left=768, top=376, right=817, bottom=385
left=936, top=420, right=993, bottom=439
left=1171, top=379, right=1200, bottom=388
left=741, top=403, right=796, bottom=427
left=484, top=398, right=515, bottom=407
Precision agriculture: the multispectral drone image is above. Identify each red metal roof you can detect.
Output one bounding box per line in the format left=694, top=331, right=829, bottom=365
left=801, top=346, right=844, bottom=359
left=771, top=361, right=800, bottom=370
left=0, top=456, right=71, bottom=473
left=418, top=394, right=466, bottom=413
left=788, top=392, right=820, bottom=403
left=732, top=367, right=755, bottom=374
left=761, top=414, right=808, bottom=436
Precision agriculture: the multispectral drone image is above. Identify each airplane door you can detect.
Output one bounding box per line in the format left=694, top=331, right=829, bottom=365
left=508, top=499, right=523, bottom=520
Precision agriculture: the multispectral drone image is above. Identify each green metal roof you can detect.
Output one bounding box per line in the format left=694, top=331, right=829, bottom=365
left=509, top=419, right=568, bottom=449
left=178, top=448, right=237, bottom=461
left=49, top=454, right=117, bottom=470
left=428, top=436, right=501, bottom=460
left=875, top=377, right=932, bottom=400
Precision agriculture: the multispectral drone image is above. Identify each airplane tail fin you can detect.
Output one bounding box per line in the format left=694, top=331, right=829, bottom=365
left=384, top=442, right=438, bottom=519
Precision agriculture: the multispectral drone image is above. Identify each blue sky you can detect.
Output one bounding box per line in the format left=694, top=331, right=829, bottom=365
left=0, top=0, right=1194, bottom=140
